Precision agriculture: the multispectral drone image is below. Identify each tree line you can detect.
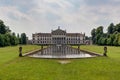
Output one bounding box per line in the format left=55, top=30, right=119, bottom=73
left=91, top=23, right=120, bottom=46
left=0, top=20, right=27, bottom=47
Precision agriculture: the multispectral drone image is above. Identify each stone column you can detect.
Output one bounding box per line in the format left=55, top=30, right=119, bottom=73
left=103, top=46, right=107, bottom=56
left=19, top=46, right=22, bottom=57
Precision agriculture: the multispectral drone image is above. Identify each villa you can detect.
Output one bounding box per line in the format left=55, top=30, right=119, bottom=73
left=32, top=27, right=85, bottom=45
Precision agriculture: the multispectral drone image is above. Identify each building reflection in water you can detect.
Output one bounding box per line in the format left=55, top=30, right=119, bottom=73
left=29, top=45, right=96, bottom=58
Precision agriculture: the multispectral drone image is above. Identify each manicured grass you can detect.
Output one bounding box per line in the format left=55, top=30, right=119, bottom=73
left=80, top=45, right=120, bottom=59
left=0, top=45, right=41, bottom=65
left=0, top=45, right=120, bottom=80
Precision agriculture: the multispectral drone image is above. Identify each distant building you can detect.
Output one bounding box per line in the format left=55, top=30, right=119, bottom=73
left=32, top=27, right=85, bottom=45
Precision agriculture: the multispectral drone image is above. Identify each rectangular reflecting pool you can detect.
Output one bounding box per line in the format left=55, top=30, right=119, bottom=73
left=28, top=45, right=99, bottom=58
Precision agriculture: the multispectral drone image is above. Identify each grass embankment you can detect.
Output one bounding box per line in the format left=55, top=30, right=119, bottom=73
left=0, top=45, right=120, bottom=80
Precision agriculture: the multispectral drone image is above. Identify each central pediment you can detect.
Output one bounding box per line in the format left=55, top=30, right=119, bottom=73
left=52, top=27, right=66, bottom=35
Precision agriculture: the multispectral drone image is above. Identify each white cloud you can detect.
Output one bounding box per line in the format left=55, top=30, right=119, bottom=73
left=0, top=0, right=120, bottom=39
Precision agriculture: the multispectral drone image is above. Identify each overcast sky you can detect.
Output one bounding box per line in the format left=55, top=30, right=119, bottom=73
left=0, top=0, right=120, bottom=39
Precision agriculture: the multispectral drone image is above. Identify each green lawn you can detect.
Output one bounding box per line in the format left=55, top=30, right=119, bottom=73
left=0, top=45, right=41, bottom=65
left=80, top=45, right=120, bottom=59
left=0, top=45, right=120, bottom=80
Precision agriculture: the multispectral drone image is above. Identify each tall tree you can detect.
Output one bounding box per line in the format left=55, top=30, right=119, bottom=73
left=115, top=23, right=120, bottom=32
left=0, top=20, right=11, bottom=34
left=0, top=34, right=4, bottom=47
left=113, top=33, right=120, bottom=46
left=95, top=26, right=104, bottom=44
left=12, top=32, right=16, bottom=36
left=109, top=34, right=115, bottom=46
left=91, top=28, right=96, bottom=44
left=96, top=26, right=103, bottom=34
left=107, top=38, right=112, bottom=45
left=101, top=38, right=107, bottom=45
left=107, top=23, right=114, bottom=34
left=21, top=33, right=27, bottom=44
left=4, top=34, right=10, bottom=46
left=17, top=33, right=19, bottom=38
left=115, top=33, right=120, bottom=46
left=0, top=20, right=6, bottom=34
left=0, top=19, right=21, bottom=47
left=91, top=22, right=120, bottom=46
left=17, top=33, right=21, bottom=44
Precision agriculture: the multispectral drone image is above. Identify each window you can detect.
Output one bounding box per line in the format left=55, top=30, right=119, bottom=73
left=33, top=38, right=35, bottom=40
left=33, top=41, right=34, bottom=43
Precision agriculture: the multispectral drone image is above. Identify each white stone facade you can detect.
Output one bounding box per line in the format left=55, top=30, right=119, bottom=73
left=32, top=28, right=85, bottom=45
